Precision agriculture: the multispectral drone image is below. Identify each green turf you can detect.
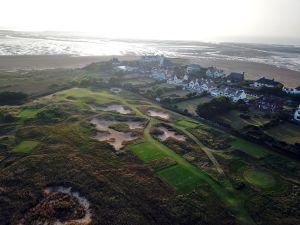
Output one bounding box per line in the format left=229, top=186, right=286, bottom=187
left=231, top=139, right=269, bottom=159
left=12, top=141, right=39, bottom=153
left=174, top=119, right=200, bottom=129
left=19, top=109, right=38, bottom=119
left=158, top=164, right=204, bottom=193
left=244, top=169, right=276, bottom=189
left=129, top=142, right=167, bottom=162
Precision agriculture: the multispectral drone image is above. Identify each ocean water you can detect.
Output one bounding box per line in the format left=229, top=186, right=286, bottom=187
left=1, top=30, right=300, bottom=72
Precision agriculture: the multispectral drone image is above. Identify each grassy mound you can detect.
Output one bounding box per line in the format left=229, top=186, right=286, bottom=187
left=12, top=140, right=39, bottom=153
left=244, top=169, right=276, bottom=189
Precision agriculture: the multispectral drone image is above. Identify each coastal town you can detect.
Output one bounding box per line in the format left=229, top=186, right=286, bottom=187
left=113, top=55, right=300, bottom=122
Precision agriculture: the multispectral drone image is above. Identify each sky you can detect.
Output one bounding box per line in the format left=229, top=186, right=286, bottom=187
left=1, top=0, right=300, bottom=44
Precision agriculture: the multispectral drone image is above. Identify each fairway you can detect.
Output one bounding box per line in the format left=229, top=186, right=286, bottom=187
left=231, top=139, right=269, bottom=159
left=129, top=142, right=167, bottom=162
left=244, top=169, right=276, bottom=189
left=175, top=119, right=200, bottom=129
left=12, top=141, right=39, bottom=153
left=158, top=164, right=203, bottom=193
left=19, top=108, right=39, bottom=119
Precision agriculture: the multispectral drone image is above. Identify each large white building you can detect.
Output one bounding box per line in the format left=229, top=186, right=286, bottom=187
left=294, top=105, right=300, bottom=121
left=282, top=86, right=300, bottom=95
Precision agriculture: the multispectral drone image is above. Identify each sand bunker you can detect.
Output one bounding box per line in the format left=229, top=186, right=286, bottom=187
left=147, top=109, right=170, bottom=120
left=19, top=186, right=92, bottom=225
left=91, top=118, right=141, bottom=150
left=157, top=127, right=186, bottom=141
left=89, top=103, right=132, bottom=114
left=110, top=87, right=122, bottom=93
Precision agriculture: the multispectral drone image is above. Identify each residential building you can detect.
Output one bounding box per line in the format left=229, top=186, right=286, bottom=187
left=186, top=64, right=201, bottom=74
left=254, top=77, right=281, bottom=88
left=282, top=86, right=300, bottom=95
left=206, top=67, right=225, bottom=78
left=142, top=55, right=165, bottom=66
left=252, top=96, right=283, bottom=113
left=227, top=72, right=245, bottom=83
left=150, top=68, right=166, bottom=80
left=294, top=105, right=300, bottom=121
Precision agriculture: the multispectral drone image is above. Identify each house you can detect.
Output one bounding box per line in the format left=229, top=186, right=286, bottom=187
left=186, top=64, right=201, bottom=74
left=294, top=105, right=300, bottom=121
left=282, top=86, right=300, bottom=95
left=167, top=75, right=184, bottom=85
left=206, top=67, right=225, bottom=78
left=254, top=77, right=281, bottom=88
left=252, top=96, right=283, bottom=113
left=227, top=72, right=245, bottom=83
left=150, top=68, right=166, bottom=80
left=142, top=55, right=165, bottom=66
left=232, top=90, right=247, bottom=102
left=199, top=79, right=216, bottom=92
left=220, top=87, right=247, bottom=102
left=111, top=57, right=120, bottom=65
left=210, top=88, right=221, bottom=97
left=117, top=65, right=138, bottom=72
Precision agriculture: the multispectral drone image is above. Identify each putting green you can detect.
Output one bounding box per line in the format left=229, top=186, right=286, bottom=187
left=244, top=169, right=275, bottom=189
left=12, top=141, right=39, bottom=153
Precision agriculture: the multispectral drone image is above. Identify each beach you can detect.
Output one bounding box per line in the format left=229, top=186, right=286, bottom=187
left=0, top=55, right=299, bottom=88
left=0, top=55, right=139, bottom=71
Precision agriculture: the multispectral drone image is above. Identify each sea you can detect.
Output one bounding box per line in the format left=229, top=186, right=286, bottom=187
left=1, top=30, right=300, bottom=72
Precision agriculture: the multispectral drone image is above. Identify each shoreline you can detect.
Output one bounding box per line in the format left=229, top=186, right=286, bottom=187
left=0, top=55, right=299, bottom=88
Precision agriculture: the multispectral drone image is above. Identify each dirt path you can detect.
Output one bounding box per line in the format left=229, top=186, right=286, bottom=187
left=175, top=127, right=225, bottom=175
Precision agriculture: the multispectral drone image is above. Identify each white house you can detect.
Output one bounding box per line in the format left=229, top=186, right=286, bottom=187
left=142, top=55, right=165, bottom=66
left=206, top=67, right=225, bottom=78
left=232, top=90, right=247, bottom=102
left=183, top=74, right=189, bottom=81
left=167, top=75, right=184, bottom=85
left=150, top=68, right=166, bottom=80
left=294, top=105, right=300, bottom=121
left=221, top=88, right=247, bottom=102
left=282, top=86, right=300, bottom=95
left=186, top=64, right=201, bottom=74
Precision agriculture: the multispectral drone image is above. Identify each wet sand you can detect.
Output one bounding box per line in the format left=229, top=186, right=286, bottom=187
left=0, top=55, right=139, bottom=70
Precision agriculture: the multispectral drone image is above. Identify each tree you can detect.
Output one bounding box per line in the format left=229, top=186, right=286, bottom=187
left=0, top=92, right=28, bottom=105
left=196, top=97, right=232, bottom=119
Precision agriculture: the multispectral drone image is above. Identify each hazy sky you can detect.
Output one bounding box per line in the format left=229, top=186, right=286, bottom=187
left=1, top=0, right=300, bottom=43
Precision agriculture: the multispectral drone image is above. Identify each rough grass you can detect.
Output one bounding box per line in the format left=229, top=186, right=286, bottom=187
left=231, top=139, right=269, bottom=159
left=12, top=140, right=39, bottom=153
left=264, top=122, right=300, bottom=145
left=243, top=169, right=276, bottom=189
left=176, top=96, right=213, bottom=115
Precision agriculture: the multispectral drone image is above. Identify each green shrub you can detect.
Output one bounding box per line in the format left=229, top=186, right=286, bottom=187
left=0, top=91, right=28, bottom=105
